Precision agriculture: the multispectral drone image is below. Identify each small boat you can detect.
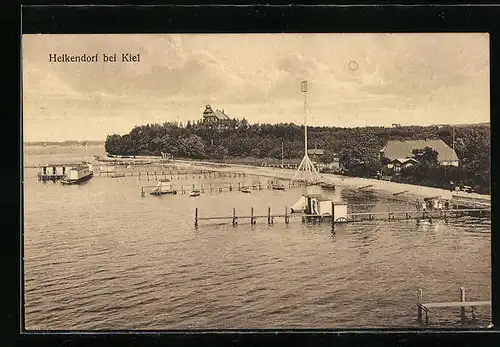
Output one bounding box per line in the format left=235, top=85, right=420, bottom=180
left=241, top=187, right=251, bottom=193
left=189, top=189, right=201, bottom=197
left=150, top=179, right=177, bottom=196
left=272, top=184, right=286, bottom=191
left=111, top=173, right=125, bottom=178
left=320, top=182, right=336, bottom=190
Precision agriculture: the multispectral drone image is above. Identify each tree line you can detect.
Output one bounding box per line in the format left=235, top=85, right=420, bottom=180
left=104, top=119, right=490, bottom=193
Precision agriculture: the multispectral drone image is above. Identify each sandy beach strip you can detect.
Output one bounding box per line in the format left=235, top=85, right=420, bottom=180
left=174, top=159, right=490, bottom=203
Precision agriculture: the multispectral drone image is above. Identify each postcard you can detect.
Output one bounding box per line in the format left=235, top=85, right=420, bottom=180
left=22, top=33, right=491, bottom=331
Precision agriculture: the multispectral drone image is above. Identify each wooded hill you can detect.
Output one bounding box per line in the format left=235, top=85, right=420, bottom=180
left=104, top=119, right=490, bottom=193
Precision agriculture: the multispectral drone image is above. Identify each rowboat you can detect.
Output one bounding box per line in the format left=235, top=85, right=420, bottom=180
left=272, top=184, right=286, bottom=191
left=190, top=189, right=201, bottom=197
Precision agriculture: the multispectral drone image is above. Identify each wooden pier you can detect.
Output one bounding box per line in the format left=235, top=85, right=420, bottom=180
left=141, top=180, right=303, bottom=196
left=96, top=169, right=247, bottom=181
left=194, top=205, right=490, bottom=227
left=348, top=207, right=490, bottom=222
left=417, top=287, right=491, bottom=325
left=195, top=206, right=301, bottom=228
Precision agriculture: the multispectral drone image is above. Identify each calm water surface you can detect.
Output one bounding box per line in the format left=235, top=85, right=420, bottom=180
left=23, top=146, right=491, bottom=330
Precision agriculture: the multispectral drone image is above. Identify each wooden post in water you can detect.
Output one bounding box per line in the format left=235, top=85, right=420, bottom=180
left=268, top=207, right=271, bottom=225
left=460, top=287, right=466, bottom=322
left=251, top=207, right=255, bottom=225
left=232, top=208, right=237, bottom=226
left=417, top=289, right=423, bottom=322
left=194, top=208, right=198, bottom=228
left=285, top=207, right=289, bottom=224
left=331, top=201, right=335, bottom=231
left=141, top=187, right=145, bottom=197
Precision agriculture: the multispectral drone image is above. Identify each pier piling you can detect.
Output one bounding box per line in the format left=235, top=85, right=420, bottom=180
left=460, top=287, right=466, bottom=322
left=194, top=208, right=198, bottom=228
left=417, top=289, right=423, bottom=322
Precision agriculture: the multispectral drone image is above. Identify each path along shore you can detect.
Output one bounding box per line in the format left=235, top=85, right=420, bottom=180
left=174, top=159, right=490, bottom=203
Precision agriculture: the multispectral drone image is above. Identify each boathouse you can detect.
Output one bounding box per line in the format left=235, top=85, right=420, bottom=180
left=37, top=163, right=75, bottom=181
left=380, top=139, right=459, bottom=167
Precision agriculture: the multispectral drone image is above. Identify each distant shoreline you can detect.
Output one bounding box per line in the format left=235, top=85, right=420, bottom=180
left=24, top=141, right=104, bottom=147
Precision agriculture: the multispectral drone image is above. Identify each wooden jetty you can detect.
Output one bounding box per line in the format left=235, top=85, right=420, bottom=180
left=417, top=287, right=491, bottom=325
left=348, top=206, right=490, bottom=222
left=194, top=204, right=490, bottom=227
left=141, top=180, right=303, bottom=196
left=195, top=206, right=302, bottom=228
left=96, top=169, right=247, bottom=181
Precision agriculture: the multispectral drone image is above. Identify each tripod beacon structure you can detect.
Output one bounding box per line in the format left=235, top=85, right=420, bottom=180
left=292, top=80, right=320, bottom=184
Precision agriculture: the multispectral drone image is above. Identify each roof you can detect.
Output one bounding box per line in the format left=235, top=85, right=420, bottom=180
left=39, top=162, right=85, bottom=167
left=381, top=139, right=458, bottom=163
left=308, top=149, right=324, bottom=155
left=392, top=157, right=419, bottom=164
left=213, top=109, right=230, bottom=120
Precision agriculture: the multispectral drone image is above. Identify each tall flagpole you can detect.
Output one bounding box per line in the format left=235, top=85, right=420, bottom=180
left=304, top=83, right=308, bottom=157
left=293, top=80, right=320, bottom=183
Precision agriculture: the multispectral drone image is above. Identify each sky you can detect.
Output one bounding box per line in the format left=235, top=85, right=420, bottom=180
left=22, top=33, right=490, bottom=142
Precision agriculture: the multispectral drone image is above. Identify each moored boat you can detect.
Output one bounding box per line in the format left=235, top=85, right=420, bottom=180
left=150, top=179, right=177, bottom=196
left=189, top=189, right=201, bottom=197
left=320, top=182, right=336, bottom=190
left=272, top=184, right=286, bottom=191
left=241, top=187, right=251, bottom=193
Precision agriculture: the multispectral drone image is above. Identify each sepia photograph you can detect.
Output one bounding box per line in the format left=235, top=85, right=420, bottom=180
left=22, top=33, right=491, bottom=330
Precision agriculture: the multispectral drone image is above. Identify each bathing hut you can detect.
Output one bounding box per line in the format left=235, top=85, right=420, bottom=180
left=292, top=194, right=348, bottom=222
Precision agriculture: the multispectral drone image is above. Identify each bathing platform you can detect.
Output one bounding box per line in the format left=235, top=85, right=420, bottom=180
left=417, top=287, right=491, bottom=325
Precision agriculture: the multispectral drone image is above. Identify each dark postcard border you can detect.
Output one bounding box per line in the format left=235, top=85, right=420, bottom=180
left=12, top=4, right=499, bottom=347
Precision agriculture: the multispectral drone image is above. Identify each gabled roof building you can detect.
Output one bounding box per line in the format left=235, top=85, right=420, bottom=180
left=380, top=139, right=459, bottom=166
left=202, top=104, right=231, bottom=125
